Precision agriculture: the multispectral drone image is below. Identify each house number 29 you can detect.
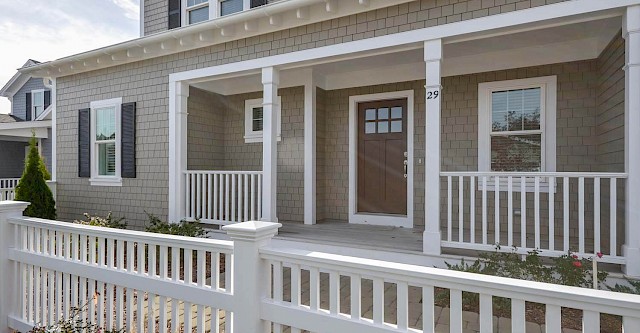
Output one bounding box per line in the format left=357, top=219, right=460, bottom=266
left=426, top=90, right=440, bottom=100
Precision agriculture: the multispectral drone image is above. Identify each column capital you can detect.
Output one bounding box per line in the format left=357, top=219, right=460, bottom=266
left=623, top=5, right=640, bottom=37
left=262, top=67, right=280, bottom=85
left=424, top=39, right=443, bottom=63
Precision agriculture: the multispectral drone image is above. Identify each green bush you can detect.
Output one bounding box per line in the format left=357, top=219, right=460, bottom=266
left=15, top=135, right=56, bottom=219
left=607, top=279, right=640, bottom=295
left=74, top=212, right=127, bottom=229
left=144, top=212, right=206, bottom=237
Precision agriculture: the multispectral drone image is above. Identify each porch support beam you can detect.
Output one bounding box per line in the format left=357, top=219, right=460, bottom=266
left=304, top=69, right=317, bottom=225
left=262, top=67, right=280, bottom=222
left=623, top=5, right=640, bottom=277
left=168, top=81, right=190, bottom=223
left=423, top=39, right=443, bottom=255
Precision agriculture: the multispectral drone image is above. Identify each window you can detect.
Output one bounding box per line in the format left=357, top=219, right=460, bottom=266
left=479, top=76, right=557, bottom=173
left=244, top=97, right=281, bottom=143
left=90, top=98, right=122, bottom=186
left=187, top=0, right=209, bottom=24
left=31, top=89, right=45, bottom=119
left=220, top=0, right=243, bottom=16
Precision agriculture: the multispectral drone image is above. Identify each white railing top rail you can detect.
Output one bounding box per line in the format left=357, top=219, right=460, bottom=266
left=261, top=247, right=640, bottom=318
left=9, top=216, right=234, bottom=253
left=440, top=171, right=628, bottom=178
left=184, top=170, right=263, bottom=175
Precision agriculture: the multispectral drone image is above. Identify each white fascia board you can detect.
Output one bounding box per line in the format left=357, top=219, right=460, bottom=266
left=170, top=0, right=639, bottom=83
left=0, top=127, right=49, bottom=139
left=0, top=120, right=52, bottom=131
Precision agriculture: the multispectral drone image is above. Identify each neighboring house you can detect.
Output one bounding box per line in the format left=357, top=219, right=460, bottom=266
left=18, top=0, right=640, bottom=277
left=0, top=60, right=53, bottom=180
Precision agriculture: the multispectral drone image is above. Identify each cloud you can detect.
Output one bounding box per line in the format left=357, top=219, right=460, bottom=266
left=0, top=1, right=140, bottom=114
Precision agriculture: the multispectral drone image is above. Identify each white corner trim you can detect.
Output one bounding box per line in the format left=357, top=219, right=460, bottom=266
left=348, top=90, right=414, bottom=229
left=51, top=78, right=57, bottom=181
left=478, top=76, right=557, bottom=174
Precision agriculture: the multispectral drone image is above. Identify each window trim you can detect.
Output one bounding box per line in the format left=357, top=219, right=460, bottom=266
left=478, top=76, right=557, bottom=173
left=244, top=97, right=282, bottom=143
left=31, top=89, right=45, bottom=120
left=89, top=98, right=122, bottom=187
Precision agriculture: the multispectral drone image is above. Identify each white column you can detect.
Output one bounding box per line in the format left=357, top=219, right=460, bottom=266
left=222, top=221, right=281, bottom=333
left=304, top=70, right=317, bottom=225
left=168, top=81, right=189, bottom=223
left=0, top=201, right=30, bottom=333
left=623, top=5, right=640, bottom=277
left=423, top=39, right=443, bottom=255
left=262, top=67, right=279, bottom=222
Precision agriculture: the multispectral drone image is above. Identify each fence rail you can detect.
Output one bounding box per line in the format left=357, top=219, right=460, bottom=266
left=184, top=171, right=262, bottom=225
left=0, top=178, right=20, bottom=201
left=441, top=172, right=627, bottom=264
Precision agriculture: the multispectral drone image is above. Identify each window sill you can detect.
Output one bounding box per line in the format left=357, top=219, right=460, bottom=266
left=244, top=134, right=282, bottom=144
left=90, top=177, right=123, bottom=187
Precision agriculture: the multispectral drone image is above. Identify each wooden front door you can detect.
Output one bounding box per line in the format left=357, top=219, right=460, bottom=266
left=357, top=98, right=408, bottom=215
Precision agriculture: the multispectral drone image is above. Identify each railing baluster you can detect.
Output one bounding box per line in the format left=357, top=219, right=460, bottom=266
left=583, top=310, right=600, bottom=333
left=329, top=271, right=339, bottom=315
left=459, top=176, right=464, bottom=243
left=579, top=177, right=585, bottom=253
left=309, top=267, right=320, bottom=311
left=564, top=177, right=570, bottom=252
left=511, top=299, right=526, bottom=332
left=272, top=261, right=283, bottom=333
left=372, top=278, right=384, bottom=325
left=521, top=176, right=526, bottom=249
left=495, top=176, right=500, bottom=245
left=610, top=178, right=617, bottom=256
left=225, top=173, right=230, bottom=223
left=470, top=176, right=476, bottom=244
left=422, top=285, right=435, bottom=332
left=196, top=173, right=202, bottom=219
left=450, top=289, right=463, bottom=333
left=507, top=176, right=513, bottom=246
left=251, top=174, right=256, bottom=220
left=479, top=294, right=492, bottom=333
left=231, top=174, right=237, bottom=223
left=549, top=176, right=555, bottom=251
left=594, top=177, right=601, bottom=254
left=482, top=176, right=488, bottom=245
left=535, top=176, right=540, bottom=249
left=191, top=173, right=196, bottom=219
left=351, top=274, right=361, bottom=321
left=448, top=175, right=452, bottom=242
left=237, top=174, right=243, bottom=223
left=244, top=174, right=249, bottom=222
left=546, top=304, right=561, bottom=332
left=397, top=281, right=409, bottom=330
left=291, top=264, right=301, bottom=307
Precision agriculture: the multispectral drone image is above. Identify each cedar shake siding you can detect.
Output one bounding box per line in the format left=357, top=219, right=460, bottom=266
left=0, top=141, right=27, bottom=178
left=144, top=0, right=168, bottom=36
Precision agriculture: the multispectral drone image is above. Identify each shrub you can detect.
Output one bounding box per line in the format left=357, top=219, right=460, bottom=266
left=75, top=212, right=127, bottom=229
left=607, top=279, right=640, bottom=295
left=144, top=212, right=206, bottom=237
left=15, top=135, right=56, bottom=219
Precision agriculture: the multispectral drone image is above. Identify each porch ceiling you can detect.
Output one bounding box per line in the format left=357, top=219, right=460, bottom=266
left=192, top=17, right=621, bottom=95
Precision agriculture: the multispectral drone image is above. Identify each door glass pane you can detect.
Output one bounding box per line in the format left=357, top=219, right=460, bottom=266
left=377, top=122, right=389, bottom=133
left=391, top=107, right=402, bottom=119
left=221, top=0, right=243, bottom=15
left=391, top=120, right=402, bottom=133
left=189, top=6, right=209, bottom=24
left=95, top=107, right=116, bottom=140
left=98, top=142, right=116, bottom=176
left=491, top=134, right=542, bottom=172
left=365, top=122, right=376, bottom=134
left=365, top=109, right=376, bottom=121
left=377, top=108, right=389, bottom=120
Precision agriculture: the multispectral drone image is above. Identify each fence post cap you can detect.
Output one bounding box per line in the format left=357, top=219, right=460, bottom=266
left=223, top=221, right=281, bottom=241
left=0, top=200, right=30, bottom=214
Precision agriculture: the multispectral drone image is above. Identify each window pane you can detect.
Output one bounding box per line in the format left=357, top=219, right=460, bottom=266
left=391, top=120, right=402, bottom=133
left=378, top=108, right=389, bottom=120
left=187, top=0, right=207, bottom=7
left=221, top=0, right=243, bottom=15
left=189, top=6, right=209, bottom=24
left=35, top=106, right=44, bottom=118
left=95, top=107, right=116, bottom=141
left=252, top=119, right=263, bottom=132
left=378, top=122, right=389, bottom=133
left=491, top=134, right=542, bottom=172
left=252, top=107, right=263, bottom=131
left=33, top=91, right=44, bottom=106
left=365, top=122, right=376, bottom=134
left=522, top=88, right=541, bottom=130
left=98, top=143, right=116, bottom=176
left=391, top=107, right=403, bottom=119
left=365, top=109, right=376, bottom=121
left=492, top=88, right=541, bottom=132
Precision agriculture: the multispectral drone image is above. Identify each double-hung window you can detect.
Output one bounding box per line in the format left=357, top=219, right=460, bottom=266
left=244, top=97, right=281, bottom=143
left=31, top=89, right=45, bottom=119
left=186, top=0, right=209, bottom=24
left=478, top=76, right=557, bottom=177
left=90, top=98, right=122, bottom=186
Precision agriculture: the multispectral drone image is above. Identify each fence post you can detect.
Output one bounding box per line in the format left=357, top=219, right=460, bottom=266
left=0, top=201, right=29, bottom=333
left=223, top=221, right=281, bottom=333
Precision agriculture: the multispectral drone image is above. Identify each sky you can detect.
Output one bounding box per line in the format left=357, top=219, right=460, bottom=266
left=0, top=0, right=141, bottom=114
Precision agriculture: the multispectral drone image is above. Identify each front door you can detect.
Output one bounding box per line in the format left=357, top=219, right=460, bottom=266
left=357, top=98, right=408, bottom=215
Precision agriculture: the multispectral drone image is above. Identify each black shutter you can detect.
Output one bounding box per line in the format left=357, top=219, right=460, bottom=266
left=121, top=102, right=136, bottom=178
left=25, top=92, right=32, bottom=121
left=78, top=109, right=91, bottom=178
left=251, top=0, right=267, bottom=8
left=168, top=0, right=181, bottom=30
left=44, top=90, right=51, bottom=110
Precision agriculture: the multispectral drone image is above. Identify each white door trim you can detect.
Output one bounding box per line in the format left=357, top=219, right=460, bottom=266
left=348, top=90, right=414, bottom=228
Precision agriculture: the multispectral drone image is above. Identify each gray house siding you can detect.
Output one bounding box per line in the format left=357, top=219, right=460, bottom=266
left=144, top=0, right=168, bottom=36
left=12, top=77, right=47, bottom=120
left=0, top=141, right=27, bottom=178
left=41, top=129, right=52, bottom=174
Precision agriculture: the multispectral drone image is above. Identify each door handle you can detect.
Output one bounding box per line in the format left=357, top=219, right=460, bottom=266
left=403, top=160, right=408, bottom=179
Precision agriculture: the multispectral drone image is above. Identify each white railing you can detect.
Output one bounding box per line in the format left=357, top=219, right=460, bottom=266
left=184, top=170, right=262, bottom=225
left=1, top=203, right=640, bottom=333
left=0, top=178, right=20, bottom=201
left=261, top=247, right=640, bottom=333
left=441, top=172, right=628, bottom=263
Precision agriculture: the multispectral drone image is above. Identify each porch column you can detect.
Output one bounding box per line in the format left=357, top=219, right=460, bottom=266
left=262, top=67, right=280, bottom=222
left=168, top=80, right=189, bottom=223
left=423, top=39, right=443, bottom=255
left=304, top=69, right=317, bottom=225
left=623, top=5, right=640, bottom=277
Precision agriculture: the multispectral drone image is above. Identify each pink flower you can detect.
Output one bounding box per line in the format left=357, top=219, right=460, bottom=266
left=572, top=254, right=578, bottom=259
left=573, top=261, right=582, bottom=268
left=596, top=252, right=603, bottom=258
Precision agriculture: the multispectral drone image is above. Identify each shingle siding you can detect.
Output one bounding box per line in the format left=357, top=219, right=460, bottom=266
left=0, top=141, right=27, bottom=178
left=12, top=78, right=47, bottom=120
left=144, top=0, right=168, bottom=36
left=41, top=129, right=52, bottom=174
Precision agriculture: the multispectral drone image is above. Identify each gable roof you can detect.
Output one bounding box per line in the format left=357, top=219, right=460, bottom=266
left=0, top=59, right=41, bottom=98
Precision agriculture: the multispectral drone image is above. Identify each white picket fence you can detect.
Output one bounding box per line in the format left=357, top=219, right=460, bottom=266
left=1, top=201, right=640, bottom=333
left=0, top=178, right=20, bottom=201
left=441, top=172, right=627, bottom=264
left=184, top=171, right=262, bottom=225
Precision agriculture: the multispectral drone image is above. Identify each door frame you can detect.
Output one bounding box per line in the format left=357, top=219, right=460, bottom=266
left=348, top=90, right=414, bottom=228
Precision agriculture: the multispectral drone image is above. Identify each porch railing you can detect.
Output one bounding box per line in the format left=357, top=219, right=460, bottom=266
left=0, top=178, right=20, bottom=201
left=441, top=172, right=628, bottom=264
left=184, top=170, right=262, bottom=225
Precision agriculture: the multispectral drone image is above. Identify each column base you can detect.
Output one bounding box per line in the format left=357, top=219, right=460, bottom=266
left=623, top=245, right=640, bottom=278
left=423, top=230, right=442, bottom=255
